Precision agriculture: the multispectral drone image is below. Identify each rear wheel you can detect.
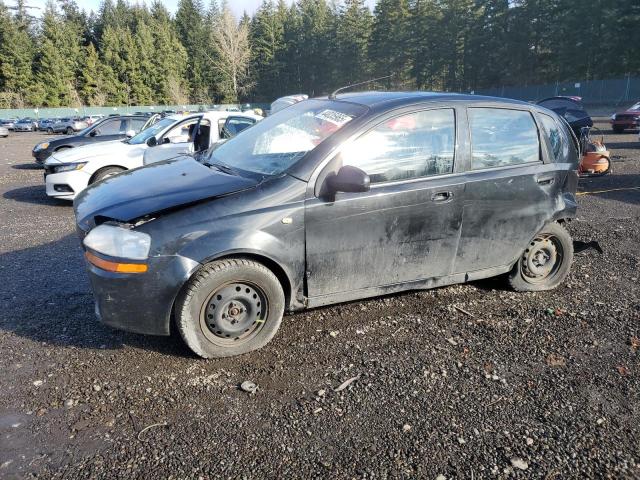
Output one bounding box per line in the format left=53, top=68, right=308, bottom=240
left=176, top=258, right=285, bottom=358
left=66, top=127, right=74, bottom=134
left=90, top=166, right=125, bottom=184
left=508, top=222, right=573, bottom=292
left=47, top=128, right=53, bottom=134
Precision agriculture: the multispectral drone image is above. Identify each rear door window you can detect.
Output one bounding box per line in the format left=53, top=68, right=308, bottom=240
left=94, top=119, right=121, bottom=136
left=469, top=108, right=540, bottom=169
left=341, top=109, right=456, bottom=184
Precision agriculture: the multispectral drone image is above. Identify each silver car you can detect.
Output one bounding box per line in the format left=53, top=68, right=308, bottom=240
left=51, top=117, right=88, bottom=134
left=0, top=125, right=8, bottom=137
left=14, top=118, right=38, bottom=132
left=1, top=119, right=17, bottom=130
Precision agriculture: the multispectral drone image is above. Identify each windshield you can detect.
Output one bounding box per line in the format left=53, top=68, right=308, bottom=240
left=205, top=99, right=366, bottom=175
left=127, top=117, right=176, bottom=145
left=628, top=102, right=640, bottom=111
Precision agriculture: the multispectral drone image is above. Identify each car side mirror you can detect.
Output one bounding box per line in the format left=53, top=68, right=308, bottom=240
left=327, top=165, right=371, bottom=194
left=89, top=130, right=97, bottom=137
left=125, top=129, right=135, bottom=138
left=146, top=137, right=157, bottom=147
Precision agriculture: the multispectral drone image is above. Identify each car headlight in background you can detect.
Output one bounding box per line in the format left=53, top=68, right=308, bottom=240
left=34, top=142, right=49, bottom=151
left=84, top=224, right=151, bottom=261
left=52, top=162, right=87, bottom=173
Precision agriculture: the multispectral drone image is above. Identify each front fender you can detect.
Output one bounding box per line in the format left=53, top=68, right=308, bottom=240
left=176, top=228, right=304, bottom=309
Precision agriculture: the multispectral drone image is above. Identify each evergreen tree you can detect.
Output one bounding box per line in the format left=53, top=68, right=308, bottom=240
left=34, top=1, right=82, bottom=107
left=293, top=0, right=334, bottom=96
left=175, top=0, right=210, bottom=101
left=250, top=1, right=286, bottom=101
left=369, top=0, right=411, bottom=86
left=0, top=0, right=35, bottom=105
left=79, top=43, right=103, bottom=105
left=335, top=0, right=372, bottom=86
left=150, top=1, right=189, bottom=104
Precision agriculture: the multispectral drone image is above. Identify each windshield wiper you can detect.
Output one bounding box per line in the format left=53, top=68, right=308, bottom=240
left=204, top=162, right=237, bottom=175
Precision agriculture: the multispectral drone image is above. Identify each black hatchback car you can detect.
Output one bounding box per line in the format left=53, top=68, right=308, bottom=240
left=74, top=92, right=579, bottom=358
left=32, top=114, right=156, bottom=164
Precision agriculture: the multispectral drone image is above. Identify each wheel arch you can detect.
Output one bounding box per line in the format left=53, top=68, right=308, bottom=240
left=172, top=251, right=295, bottom=323
left=89, top=165, right=128, bottom=184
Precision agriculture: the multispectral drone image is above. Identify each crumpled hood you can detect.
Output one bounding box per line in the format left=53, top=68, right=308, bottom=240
left=46, top=139, right=139, bottom=164
left=74, top=156, right=259, bottom=229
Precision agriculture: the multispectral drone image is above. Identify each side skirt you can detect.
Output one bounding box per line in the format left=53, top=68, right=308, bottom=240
left=305, top=263, right=514, bottom=309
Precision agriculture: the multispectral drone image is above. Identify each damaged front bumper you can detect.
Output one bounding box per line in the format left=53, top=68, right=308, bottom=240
left=86, top=253, right=200, bottom=336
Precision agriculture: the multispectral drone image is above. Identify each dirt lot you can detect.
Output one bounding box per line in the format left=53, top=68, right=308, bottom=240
left=0, top=123, right=639, bottom=479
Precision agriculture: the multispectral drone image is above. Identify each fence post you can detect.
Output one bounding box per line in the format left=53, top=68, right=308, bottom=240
left=625, top=73, right=631, bottom=101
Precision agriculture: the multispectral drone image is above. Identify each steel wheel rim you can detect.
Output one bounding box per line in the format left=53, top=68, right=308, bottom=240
left=199, top=281, right=268, bottom=346
left=520, top=234, right=564, bottom=284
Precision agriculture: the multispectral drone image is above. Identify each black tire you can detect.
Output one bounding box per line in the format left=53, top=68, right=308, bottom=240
left=66, top=127, right=74, bottom=134
left=47, top=128, right=53, bottom=134
left=508, top=222, right=573, bottom=292
left=90, top=166, right=125, bottom=184
left=612, top=125, right=625, bottom=134
left=176, top=258, right=285, bottom=358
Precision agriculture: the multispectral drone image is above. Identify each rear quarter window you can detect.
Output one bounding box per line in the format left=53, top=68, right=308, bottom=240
left=469, top=108, right=540, bottom=169
left=538, top=113, right=570, bottom=162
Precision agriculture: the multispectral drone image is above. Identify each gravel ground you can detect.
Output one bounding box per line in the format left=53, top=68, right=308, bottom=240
left=0, top=123, right=639, bottom=479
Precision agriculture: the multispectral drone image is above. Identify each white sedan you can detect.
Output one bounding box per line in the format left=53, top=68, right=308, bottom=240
left=44, top=111, right=262, bottom=200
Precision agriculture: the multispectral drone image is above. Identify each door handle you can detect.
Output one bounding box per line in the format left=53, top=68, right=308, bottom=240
left=431, top=191, right=453, bottom=202
left=536, top=176, right=555, bottom=185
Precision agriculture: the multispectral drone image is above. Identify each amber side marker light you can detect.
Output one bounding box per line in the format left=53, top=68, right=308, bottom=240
left=85, top=251, right=148, bottom=274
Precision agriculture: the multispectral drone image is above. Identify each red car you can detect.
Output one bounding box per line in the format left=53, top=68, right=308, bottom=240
left=610, top=102, right=640, bottom=133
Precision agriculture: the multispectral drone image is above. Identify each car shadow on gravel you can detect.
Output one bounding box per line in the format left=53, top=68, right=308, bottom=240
left=3, top=185, right=71, bottom=207
left=11, top=163, right=42, bottom=170
left=0, top=234, right=195, bottom=358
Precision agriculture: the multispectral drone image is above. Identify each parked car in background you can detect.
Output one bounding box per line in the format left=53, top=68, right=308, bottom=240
left=143, top=110, right=262, bottom=165
left=33, top=114, right=159, bottom=165
left=73, top=91, right=580, bottom=358
left=536, top=96, right=592, bottom=138
left=610, top=102, right=640, bottom=133
left=39, top=118, right=60, bottom=131
left=0, top=125, right=9, bottom=137
left=1, top=118, right=17, bottom=130
left=82, top=115, right=104, bottom=126
left=14, top=118, right=38, bottom=131
left=44, top=111, right=261, bottom=200
left=270, top=94, right=308, bottom=114
left=50, top=117, right=88, bottom=134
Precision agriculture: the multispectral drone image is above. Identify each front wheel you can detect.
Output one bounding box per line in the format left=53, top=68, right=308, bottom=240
left=508, top=222, right=573, bottom=292
left=90, top=166, right=125, bottom=184
left=176, top=258, right=285, bottom=358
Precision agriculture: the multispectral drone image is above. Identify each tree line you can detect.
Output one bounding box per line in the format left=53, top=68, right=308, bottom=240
left=0, top=0, right=637, bottom=109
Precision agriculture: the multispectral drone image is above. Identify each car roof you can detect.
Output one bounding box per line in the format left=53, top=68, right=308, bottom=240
left=327, top=91, right=531, bottom=109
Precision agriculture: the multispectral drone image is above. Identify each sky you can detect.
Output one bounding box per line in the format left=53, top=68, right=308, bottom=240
left=26, top=0, right=378, bottom=18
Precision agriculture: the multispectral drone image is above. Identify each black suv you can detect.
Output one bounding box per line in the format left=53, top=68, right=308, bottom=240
left=75, top=92, right=579, bottom=358
left=32, top=114, right=158, bottom=164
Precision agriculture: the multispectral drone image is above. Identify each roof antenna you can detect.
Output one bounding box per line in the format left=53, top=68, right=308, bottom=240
left=329, top=74, right=395, bottom=100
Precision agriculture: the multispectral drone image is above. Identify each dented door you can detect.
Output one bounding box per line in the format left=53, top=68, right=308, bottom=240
left=305, top=178, right=465, bottom=297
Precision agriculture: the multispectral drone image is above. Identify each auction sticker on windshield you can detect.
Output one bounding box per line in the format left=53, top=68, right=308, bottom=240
left=315, top=109, right=353, bottom=127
